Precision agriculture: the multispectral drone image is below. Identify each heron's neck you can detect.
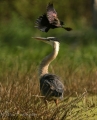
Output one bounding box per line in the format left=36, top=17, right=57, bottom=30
left=39, top=42, right=59, bottom=77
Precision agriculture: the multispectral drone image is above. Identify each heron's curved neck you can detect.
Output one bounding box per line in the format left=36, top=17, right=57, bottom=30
left=39, top=41, right=60, bottom=77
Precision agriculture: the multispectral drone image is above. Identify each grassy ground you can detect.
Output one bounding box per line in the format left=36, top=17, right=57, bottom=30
left=0, top=80, right=97, bottom=120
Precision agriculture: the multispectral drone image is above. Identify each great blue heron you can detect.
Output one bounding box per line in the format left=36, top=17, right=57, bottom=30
left=35, top=3, right=72, bottom=32
left=32, top=37, right=65, bottom=106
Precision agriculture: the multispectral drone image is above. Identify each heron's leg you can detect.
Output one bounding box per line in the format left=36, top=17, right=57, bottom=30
left=54, top=99, right=58, bottom=106
left=44, top=99, right=49, bottom=108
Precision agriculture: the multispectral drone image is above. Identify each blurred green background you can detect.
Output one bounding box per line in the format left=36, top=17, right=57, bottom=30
left=0, top=0, right=97, bottom=47
left=0, top=0, right=97, bottom=94
left=0, top=0, right=97, bottom=49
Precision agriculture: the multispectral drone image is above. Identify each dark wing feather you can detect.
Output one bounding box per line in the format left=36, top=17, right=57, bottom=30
left=35, top=14, right=50, bottom=32
left=46, top=3, right=58, bottom=25
left=40, top=74, right=64, bottom=99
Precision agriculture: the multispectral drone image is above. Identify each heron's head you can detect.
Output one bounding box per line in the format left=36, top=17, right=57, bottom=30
left=32, top=37, right=59, bottom=46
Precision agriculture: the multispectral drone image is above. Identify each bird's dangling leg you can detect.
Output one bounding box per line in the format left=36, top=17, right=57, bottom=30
left=62, top=26, right=72, bottom=31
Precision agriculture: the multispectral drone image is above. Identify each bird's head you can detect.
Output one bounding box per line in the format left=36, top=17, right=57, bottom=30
left=32, top=37, right=59, bottom=46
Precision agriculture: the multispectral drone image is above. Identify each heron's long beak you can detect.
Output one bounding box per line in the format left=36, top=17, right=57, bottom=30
left=32, top=37, right=48, bottom=41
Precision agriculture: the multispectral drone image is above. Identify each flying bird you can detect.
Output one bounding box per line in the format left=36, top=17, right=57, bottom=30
left=35, top=3, right=72, bottom=32
left=32, top=37, right=65, bottom=106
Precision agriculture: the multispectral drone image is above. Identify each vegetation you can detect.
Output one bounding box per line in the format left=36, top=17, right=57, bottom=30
left=0, top=0, right=97, bottom=120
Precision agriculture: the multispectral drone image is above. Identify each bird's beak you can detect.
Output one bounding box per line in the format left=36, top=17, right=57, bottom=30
left=32, top=37, right=48, bottom=42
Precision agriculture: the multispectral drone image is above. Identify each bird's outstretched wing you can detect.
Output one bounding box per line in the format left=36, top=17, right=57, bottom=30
left=35, top=14, right=50, bottom=32
left=46, top=3, right=58, bottom=24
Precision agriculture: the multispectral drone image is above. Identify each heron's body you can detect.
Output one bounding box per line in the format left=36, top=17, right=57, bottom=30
left=40, top=74, right=64, bottom=101
left=35, top=3, right=72, bottom=32
left=32, top=37, right=64, bottom=105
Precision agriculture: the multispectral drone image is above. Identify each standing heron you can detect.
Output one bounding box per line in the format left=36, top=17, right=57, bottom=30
left=35, top=3, right=72, bottom=32
left=32, top=37, right=65, bottom=106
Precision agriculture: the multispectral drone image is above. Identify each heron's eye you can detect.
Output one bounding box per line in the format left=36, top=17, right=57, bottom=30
left=47, top=39, right=51, bottom=41
left=47, top=39, right=50, bottom=41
